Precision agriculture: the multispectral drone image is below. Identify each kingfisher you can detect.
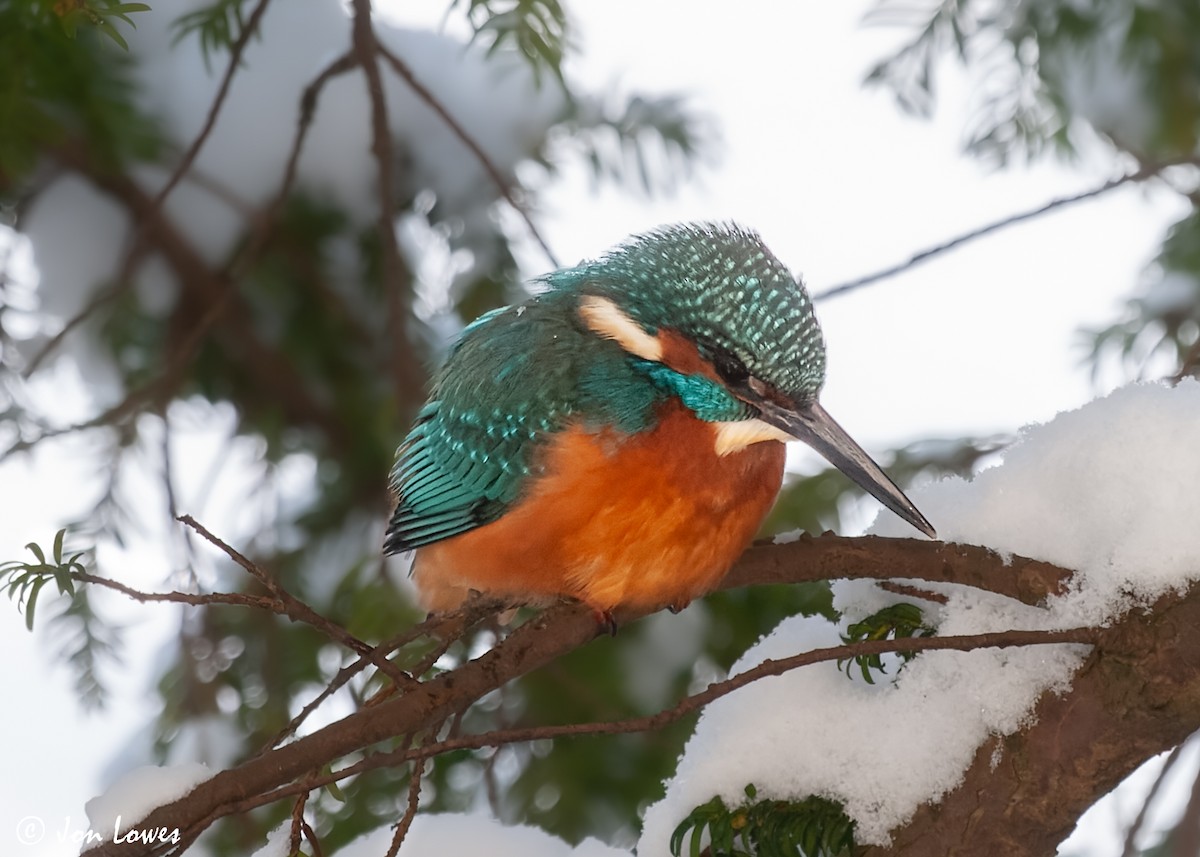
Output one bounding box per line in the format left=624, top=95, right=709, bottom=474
left=385, top=222, right=934, bottom=620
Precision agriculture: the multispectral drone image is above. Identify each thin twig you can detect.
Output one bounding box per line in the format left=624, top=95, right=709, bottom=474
left=288, top=790, right=308, bottom=857
left=150, top=0, right=275, bottom=211
left=301, top=820, right=326, bottom=857
left=72, top=570, right=276, bottom=610
left=2, top=261, right=235, bottom=461
left=268, top=51, right=357, bottom=230
left=402, top=626, right=1098, bottom=758
left=816, top=162, right=1174, bottom=301
left=375, top=41, right=560, bottom=268
left=24, top=272, right=136, bottom=376
left=878, top=581, right=950, bottom=604
left=69, top=566, right=424, bottom=693
left=261, top=600, right=501, bottom=752
left=176, top=514, right=417, bottom=688
left=385, top=751, right=429, bottom=857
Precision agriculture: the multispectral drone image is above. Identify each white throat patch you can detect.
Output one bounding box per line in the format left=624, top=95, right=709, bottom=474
left=712, top=418, right=793, bottom=456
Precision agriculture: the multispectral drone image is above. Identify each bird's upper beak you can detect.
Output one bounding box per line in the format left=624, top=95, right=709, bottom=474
left=756, top=397, right=937, bottom=539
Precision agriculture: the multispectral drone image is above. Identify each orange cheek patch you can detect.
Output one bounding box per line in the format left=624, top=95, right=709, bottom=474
left=656, top=328, right=723, bottom=382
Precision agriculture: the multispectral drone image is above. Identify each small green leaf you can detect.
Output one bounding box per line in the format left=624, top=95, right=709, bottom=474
left=25, top=543, right=46, bottom=565
left=96, top=19, right=129, bottom=50
left=24, top=576, right=49, bottom=631
left=323, top=770, right=346, bottom=803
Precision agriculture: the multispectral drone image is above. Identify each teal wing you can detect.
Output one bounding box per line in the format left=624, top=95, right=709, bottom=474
left=385, top=295, right=592, bottom=553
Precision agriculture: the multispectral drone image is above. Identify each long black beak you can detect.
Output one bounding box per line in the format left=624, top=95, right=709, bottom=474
left=759, top=399, right=936, bottom=538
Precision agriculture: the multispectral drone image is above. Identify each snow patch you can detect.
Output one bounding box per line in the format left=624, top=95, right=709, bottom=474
left=83, top=763, right=210, bottom=846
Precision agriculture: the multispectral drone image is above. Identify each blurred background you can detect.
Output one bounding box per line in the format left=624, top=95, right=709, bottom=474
left=2, top=0, right=1198, bottom=854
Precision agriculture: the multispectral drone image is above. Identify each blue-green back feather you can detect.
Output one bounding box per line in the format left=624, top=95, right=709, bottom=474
left=386, top=290, right=660, bottom=552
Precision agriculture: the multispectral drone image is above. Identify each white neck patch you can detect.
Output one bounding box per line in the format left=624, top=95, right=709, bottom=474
left=578, top=295, right=663, bottom=362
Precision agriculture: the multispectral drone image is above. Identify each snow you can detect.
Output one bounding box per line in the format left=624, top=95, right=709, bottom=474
left=639, top=380, right=1200, bottom=852
left=82, top=762, right=210, bottom=847
left=258, top=812, right=628, bottom=857
left=251, top=820, right=292, bottom=857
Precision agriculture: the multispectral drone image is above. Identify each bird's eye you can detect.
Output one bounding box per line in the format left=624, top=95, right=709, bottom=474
left=711, top=348, right=750, bottom=386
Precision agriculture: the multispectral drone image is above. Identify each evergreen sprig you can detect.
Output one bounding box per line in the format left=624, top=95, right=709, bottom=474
left=569, top=93, right=713, bottom=196
left=171, top=0, right=254, bottom=66
left=452, top=0, right=569, bottom=85
left=1, top=529, right=84, bottom=630
left=840, top=602, right=935, bottom=684
left=1, top=529, right=114, bottom=709
left=52, top=0, right=151, bottom=51
left=670, top=784, right=856, bottom=857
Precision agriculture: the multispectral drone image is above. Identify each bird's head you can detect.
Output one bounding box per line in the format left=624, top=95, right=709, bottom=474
left=553, top=221, right=935, bottom=538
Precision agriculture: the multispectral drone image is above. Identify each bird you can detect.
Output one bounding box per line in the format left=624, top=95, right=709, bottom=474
left=384, top=222, right=935, bottom=623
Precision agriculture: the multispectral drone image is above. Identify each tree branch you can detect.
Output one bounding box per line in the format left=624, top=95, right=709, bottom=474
left=726, top=534, right=1070, bottom=606
left=349, top=0, right=425, bottom=410
left=80, top=537, right=1080, bottom=857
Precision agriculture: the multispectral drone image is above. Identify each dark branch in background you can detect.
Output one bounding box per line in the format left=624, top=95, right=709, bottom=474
left=349, top=0, right=421, bottom=402
left=241, top=50, right=357, bottom=273
left=375, top=41, right=561, bottom=269
left=150, top=0, right=274, bottom=210
left=23, top=269, right=136, bottom=376
left=19, top=49, right=351, bottom=384
left=816, top=160, right=1190, bottom=301
left=1120, top=737, right=1190, bottom=857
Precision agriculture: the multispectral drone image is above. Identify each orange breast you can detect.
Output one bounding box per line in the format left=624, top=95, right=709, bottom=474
left=413, top=401, right=786, bottom=612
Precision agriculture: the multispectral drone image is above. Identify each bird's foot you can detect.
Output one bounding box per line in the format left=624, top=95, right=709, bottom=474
left=667, top=599, right=691, bottom=615
left=592, top=608, right=618, bottom=637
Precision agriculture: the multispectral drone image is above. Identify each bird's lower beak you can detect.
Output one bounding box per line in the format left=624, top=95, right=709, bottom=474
left=760, top=400, right=936, bottom=539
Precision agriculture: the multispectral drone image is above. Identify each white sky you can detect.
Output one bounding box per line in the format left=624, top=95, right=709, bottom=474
left=1, top=1, right=1188, bottom=855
